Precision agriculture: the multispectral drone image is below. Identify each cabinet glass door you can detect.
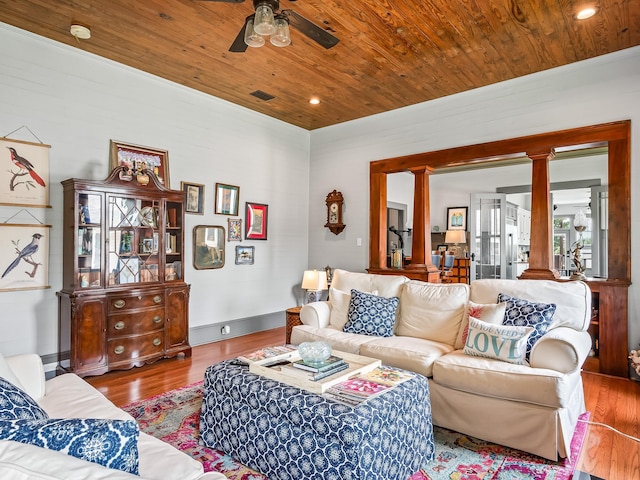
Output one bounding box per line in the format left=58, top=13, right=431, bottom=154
left=107, top=195, right=160, bottom=286
left=164, top=201, right=183, bottom=281
left=77, top=193, right=102, bottom=288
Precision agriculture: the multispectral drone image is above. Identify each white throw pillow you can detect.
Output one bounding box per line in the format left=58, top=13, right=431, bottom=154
left=463, top=316, right=533, bottom=365
left=0, top=353, right=25, bottom=391
left=454, top=301, right=507, bottom=350
left=329, top=287, right=377, bottom=330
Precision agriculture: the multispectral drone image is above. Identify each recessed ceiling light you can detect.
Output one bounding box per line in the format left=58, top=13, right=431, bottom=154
left=309, top=97, right=320, bottom=105
left=576, top=7, right=596, bottom=20
left=70, top=24, right=91, bottom=40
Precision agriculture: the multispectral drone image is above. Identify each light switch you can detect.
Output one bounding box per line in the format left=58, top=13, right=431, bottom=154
left=356, top=237, right=362, bottom=247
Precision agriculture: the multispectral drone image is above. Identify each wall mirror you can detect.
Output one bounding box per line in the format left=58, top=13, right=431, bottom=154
left=193, top=225, right=225, bottom=270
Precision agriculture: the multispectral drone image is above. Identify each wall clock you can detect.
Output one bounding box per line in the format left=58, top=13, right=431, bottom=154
left=324, top=190, right=345, bottom=235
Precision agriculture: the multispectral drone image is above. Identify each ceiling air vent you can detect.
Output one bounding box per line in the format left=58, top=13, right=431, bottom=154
left=250, top=90, right=276, bottom=101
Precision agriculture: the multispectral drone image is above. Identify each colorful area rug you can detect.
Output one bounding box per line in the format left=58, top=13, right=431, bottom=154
left=122, top=381, right=588, bottom=480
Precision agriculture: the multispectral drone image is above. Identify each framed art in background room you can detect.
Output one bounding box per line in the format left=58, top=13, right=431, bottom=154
left=245, top=202, right=268, bottom=240
left=109, top=140, right=170, bottom=187
left=181, top=182, right=204, bottom=215
left=446, top=206, right=468, bottom=231
left=214, top=183, right=240, bottom=216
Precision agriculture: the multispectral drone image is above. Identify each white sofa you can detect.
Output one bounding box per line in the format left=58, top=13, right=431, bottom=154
left=292, top=269, right=592, bottom=461
left=0, top=353, right=225, bottom=480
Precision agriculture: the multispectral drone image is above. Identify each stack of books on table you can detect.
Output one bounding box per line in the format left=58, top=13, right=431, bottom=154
left=324, top=366, right=416, bottom=406
left=291, top=355, right=349, bottom=381
left=236, top=345, right=297, bottom=366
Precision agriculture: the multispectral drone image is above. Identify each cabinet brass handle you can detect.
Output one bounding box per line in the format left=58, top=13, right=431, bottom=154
left=153, top=338, right=162, bottom=346
left=153, top=316, right=162, bottom=324
left=113, top=299, right=126, bottom=309
left=114, top=345, right=125, bottom=355
left=114, top=321, right=125, bottom=330
left=153, top=295, right=162, bottom=304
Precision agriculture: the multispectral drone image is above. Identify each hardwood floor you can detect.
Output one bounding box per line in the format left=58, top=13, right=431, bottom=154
left=86, top=327, right=640, bottom=480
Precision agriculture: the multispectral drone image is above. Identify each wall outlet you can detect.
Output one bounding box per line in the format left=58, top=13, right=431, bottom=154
left=221, top=325, right=231, bottom=335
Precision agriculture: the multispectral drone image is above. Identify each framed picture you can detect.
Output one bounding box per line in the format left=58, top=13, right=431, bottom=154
left=446, top=206, right=468, bottom=231
left=193, top=225, right=225, bottom=270
left=235, top=245, right=254, bottom=265
left=0, top=224, right=50, bottom=292
left=0, top=137, right=51, bottom=208
left=140, top=238, right=154, bottom=254
left=181, top=182, right=204, bottom=215
left=437, top=244, right=448, bottom=253
left=109, top=140, right=170, bottom=188
left=214, top=183, right=240, bottom=216
left=228, top=218, right=242, bottom=242
left=245, top=202, right=268, bottom=240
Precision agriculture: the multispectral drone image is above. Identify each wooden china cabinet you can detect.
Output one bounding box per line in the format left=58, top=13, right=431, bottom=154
left=57, top=167, right=191, bottom=377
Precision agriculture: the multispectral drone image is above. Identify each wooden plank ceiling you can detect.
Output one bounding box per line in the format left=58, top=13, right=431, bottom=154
left=0, top=1, right=638, bottom=130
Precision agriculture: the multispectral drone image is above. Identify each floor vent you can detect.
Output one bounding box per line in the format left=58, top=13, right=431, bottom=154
left=250, top=90, right=276, bottom=101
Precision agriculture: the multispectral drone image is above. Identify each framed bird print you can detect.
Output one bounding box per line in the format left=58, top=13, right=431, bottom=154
left=0, top=223, right=50, bottom=292
left=0, top=138, right=51, bottom=208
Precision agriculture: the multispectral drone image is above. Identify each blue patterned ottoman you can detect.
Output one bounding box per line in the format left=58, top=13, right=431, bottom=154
left=199, top=360, right=434, bottom=480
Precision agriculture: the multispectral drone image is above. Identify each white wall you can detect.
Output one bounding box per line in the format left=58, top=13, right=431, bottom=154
left=309, top=46, right=640, bottom=349
left=0, top=23, right=310, bottom=357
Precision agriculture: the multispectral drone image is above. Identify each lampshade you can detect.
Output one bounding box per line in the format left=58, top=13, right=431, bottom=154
left=253, top=3, right=276, bottom=36
left=244, top=18, right=265, bottom=48
left=270, top=16, right=291, bottom=47
left=301, top=270, right=328, bottom=291
left=445, top=230, right=465, bottom=244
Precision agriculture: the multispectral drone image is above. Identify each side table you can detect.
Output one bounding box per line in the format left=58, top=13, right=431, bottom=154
left=285, top=306, right=302, bottom=344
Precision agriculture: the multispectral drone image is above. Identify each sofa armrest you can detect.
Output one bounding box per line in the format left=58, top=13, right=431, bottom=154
left=300, top=301, right=331, bottom=328
left=529, top=327, right=593, bottom=374
left=5, top=354, right=46, bottom=401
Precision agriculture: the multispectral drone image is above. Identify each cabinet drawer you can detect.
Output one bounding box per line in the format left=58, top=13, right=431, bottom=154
left=107, top=292, right=164, bottom=313
left=107, top=308, right=165, bottom=337
left=107, top=332, right=164, bottom=363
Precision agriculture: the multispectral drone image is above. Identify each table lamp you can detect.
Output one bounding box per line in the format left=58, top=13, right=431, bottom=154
left=301, top=269, right=328, bottom=303
left=445, top=230, right=466, bottom=258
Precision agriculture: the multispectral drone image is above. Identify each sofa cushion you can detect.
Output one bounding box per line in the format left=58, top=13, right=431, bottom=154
left=329, top=287, right=377, bottom=330
left=498, top=293, right=556, bottom=360
left=0, top=418, right=139, bottom=474
left=343, top=289, right=399, bottom=337
left=290, top=325, right=379, bottom=354
left=470, top=279, right=590, bottom=331
left=396, top=281, right=469, bottom=347
left=0, top=354, right=25, bottom=391
left=463, top=317, right=533, bottom=365
left=0, top=377, right=48, bottom=421
left=330, top=269, right=408, bottom=299
left=454, top=301, right=507, bottom=349
left=360, top=336, right=454, bottom=377
left=432, top=350, right=581, bottom=409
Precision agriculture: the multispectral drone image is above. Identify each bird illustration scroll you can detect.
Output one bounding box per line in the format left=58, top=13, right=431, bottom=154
left=0, top=224, right=50, bottom=292
left=0, top=138, right=50, bottom=207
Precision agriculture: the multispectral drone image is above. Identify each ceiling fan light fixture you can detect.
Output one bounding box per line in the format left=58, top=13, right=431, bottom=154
left=309, top=97, right=320, bottom=105
left=253, top=3, right=276, bottom=36
left=69, top=24, right=91, bottom=40
left=270, top=16, right=291, bottom=47
left=244, top=18, right=265, bottom=48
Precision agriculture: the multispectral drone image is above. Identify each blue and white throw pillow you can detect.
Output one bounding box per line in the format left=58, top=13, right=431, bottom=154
left=463, top=316, right=533, bottom=365
left=0, top=376, right=48, bottom=421
left=498, top=293, right=556, bottom=360
left=343, top=289, right=399, bottom=337
left=0, top=417, right=140, bottom=474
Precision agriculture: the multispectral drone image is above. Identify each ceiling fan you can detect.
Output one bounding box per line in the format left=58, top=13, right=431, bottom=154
left=200, top=0, right=339, bottom=52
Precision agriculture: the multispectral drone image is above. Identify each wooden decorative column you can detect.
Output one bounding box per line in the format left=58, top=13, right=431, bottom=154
left=519, top=150, right=560, bottom=280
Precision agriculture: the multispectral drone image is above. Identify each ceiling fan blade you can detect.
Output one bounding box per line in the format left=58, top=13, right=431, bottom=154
left=282, top=9, right=339, bottom=49
left=229, top=19, right=249, bottom=52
